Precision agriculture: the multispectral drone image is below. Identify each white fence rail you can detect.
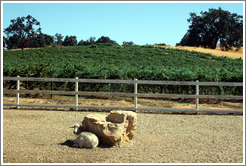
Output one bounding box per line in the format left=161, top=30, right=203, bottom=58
left=3, top=76, right=244, bottom=115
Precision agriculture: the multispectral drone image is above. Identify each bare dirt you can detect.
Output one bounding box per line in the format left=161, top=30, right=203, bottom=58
left=2, top=96, right=244, bottom=163
left=3, top=95, right=243, bottom=112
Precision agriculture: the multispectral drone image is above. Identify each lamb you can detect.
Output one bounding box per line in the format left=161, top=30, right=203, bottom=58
left=69, top=124, right=99, bottom=149
left=73, top=124, right=83, bottom=135
left=72, top=131, right=99, bottom=149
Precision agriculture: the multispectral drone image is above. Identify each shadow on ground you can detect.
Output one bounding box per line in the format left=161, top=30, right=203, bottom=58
left=59, top=139, right=113, bottom=149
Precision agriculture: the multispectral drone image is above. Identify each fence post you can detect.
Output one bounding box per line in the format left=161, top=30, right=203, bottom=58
left=16, top=76, right=20, bottom=108
left=134, top=78, right=138, bottom=111
left=50, top=79, right=53, bottom=99
left=196, top=80, right=199, bottom=111
left=75, top=77, right=78, bottom=110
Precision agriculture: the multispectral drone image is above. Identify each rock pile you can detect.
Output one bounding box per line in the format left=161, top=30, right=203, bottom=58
left=77, top=110, right=137, bottom=147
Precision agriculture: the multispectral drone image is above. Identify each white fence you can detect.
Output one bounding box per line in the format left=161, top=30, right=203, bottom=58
left=3, top=76, right=244, bottom=115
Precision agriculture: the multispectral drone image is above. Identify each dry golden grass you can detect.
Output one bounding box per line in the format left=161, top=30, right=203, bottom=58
left=156, top=45, right=243, bottom=59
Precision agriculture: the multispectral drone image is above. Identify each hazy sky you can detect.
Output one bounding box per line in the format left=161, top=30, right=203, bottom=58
left=2, top=1, right=244, bottom=46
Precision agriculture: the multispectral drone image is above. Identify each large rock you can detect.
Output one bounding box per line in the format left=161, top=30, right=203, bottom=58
left=80, top=110, right=137, bottom=146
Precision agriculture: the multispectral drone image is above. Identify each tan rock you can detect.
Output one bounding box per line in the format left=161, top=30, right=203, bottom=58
left=81, top=110, right=137, bottom=146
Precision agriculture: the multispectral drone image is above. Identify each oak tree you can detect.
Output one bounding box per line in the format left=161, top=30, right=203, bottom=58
left=178, top=8, right=243, bottom=50
left=4, top=15, right=42, bottom=49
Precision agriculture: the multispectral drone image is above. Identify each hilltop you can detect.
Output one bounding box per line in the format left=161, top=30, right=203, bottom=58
left=155, top=45, right=243, bottom=59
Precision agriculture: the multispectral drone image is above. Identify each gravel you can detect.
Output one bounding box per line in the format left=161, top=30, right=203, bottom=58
left=3, top=108, right=243, bottom=163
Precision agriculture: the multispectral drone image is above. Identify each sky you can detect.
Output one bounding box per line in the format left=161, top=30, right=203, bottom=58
left=2, top=1, right=244, bottom=46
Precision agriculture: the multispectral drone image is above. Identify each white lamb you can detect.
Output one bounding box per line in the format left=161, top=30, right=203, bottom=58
left=73, top=124, right=83, bottom=135
left=69, top=124, right=99, bottom=149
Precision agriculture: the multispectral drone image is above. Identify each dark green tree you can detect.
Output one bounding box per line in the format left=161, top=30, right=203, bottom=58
left=88, top=37, right=96, bottom=44
left=123, top=41, right=134, bottom=46
left=219, top=13, right=243, bottom=51
left=3, top=36, right=7, bottom=49
left=20, top=33, right=54, bottom=48
left=54, top=33, right=63, bottom=46
left=62, top=35, right=77, bottom=46
left=77, top=40, right=87, bottom=46
left=96, top=36, right=118, bottom=45
left=4, top=15, right=42, bottom=49
left=43, top=34, right=54, bottom=46
left=179, top=8, right=243, bottom=50
left=77, top=37, right=96, bottom=46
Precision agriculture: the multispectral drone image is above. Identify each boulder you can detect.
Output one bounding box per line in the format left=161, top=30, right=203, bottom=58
left=81, top=110, right=137, bottom=146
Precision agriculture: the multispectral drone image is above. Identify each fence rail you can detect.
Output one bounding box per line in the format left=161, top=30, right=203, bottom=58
left=3, top=89, right=243, bottom=99
left=3, top=76, right=243, bottom=86
left=3, top=76, right=244, bottom=115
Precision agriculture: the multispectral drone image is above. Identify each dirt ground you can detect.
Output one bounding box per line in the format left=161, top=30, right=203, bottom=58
left=3, top=109, right=243, bottom=163
left=2, top=96, right=244, bottom=163
left=3, top=95, right=243, bottom=112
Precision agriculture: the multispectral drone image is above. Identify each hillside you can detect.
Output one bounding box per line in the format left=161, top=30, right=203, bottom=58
left=3, top=45, right=243, bottom=95
left=157, top=45, right=243, bottom=59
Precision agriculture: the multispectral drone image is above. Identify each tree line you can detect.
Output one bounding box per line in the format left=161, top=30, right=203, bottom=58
left=3, top=7, right=243, bottom=51
left=3, top=15, right=135, bottom=50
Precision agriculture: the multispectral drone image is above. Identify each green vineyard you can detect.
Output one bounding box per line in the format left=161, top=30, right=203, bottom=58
left=3, top=44, right=243, bottom=95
